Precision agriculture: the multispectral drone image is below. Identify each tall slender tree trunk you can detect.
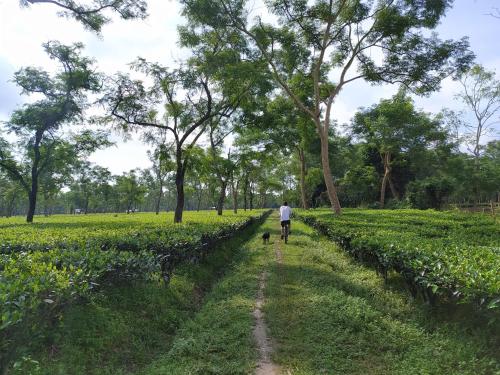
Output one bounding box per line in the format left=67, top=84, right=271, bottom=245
left=155, top=181, right=163, bottom=215
left=243, top=176, right=248, bottom=211
left=298, top=148, right=309, bottom=209
left=380, top=172, right=389, bottom=208
left=174, top=158, right=186, bottom=223
left=232, top=179, right=238, bottom=214
left=249, top=183, right=254, bottom=210
left=26, top=137, right=42, bottom=223
left=318, top=126, right=341, bottom=214
left=216, top=180, right=227, bottom=216
left=380, top=152, right=394, bottom=208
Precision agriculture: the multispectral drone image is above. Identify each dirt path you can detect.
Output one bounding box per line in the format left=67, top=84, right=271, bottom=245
left=253, top=224, right=283, bottom=375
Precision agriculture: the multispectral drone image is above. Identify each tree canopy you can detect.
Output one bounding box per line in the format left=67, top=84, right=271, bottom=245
left=19, top=0, right=147, bottom=32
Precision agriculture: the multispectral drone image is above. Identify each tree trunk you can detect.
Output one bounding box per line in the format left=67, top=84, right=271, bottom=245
left=318, top=127, right=341, bottom=214
left=216, top=180, right=227, bottom=215
left=155, top=182, right=163, bottom=215
left=26, top=185, right=37, bottom=223
left=7, top=193, right=17, bottom=217
left=232, top=179, right=238, bottom=214
left=380, top=171, right=389, bottom=208
left=298, top=148, right=309, bottom=209
left=174, top=159, right=186, bottom=223
left=249, top=183, right=254, bottom=210
left=26, top=136, right=42, bottom=223
left=388, top=176, right=399, bottom=200
left=197, top=188, right=202, bottom=211
left=380, top=152, right=393, bottom=208
left=243, top=176, right=248, bottom=211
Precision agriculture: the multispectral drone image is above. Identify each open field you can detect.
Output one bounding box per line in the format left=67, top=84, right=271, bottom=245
left=24, top=213, right=498, bottom=375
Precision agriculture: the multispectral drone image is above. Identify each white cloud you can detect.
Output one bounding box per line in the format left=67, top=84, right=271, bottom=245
left=0, top=58, right=22, bottom=120
left=88, top=134, right=152, bottom=175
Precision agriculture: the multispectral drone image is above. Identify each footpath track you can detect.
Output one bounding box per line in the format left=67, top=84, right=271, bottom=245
left=144, top=213, right=498, bottom=374
left=263, top=216, right=499, bottom=375
left=253, top=217, right=284, bottom=375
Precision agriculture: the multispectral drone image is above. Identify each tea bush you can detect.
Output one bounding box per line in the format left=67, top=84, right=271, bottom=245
left=0, top=210, right=269, bottom=370
left=296, top=209, right=500, bottom=309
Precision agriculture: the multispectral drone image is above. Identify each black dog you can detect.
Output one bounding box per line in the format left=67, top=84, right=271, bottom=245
left=262, top=232, right=270, bottom=244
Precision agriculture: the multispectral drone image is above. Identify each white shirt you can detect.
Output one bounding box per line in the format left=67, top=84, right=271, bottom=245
left=280, top=205, right=291, bottom=221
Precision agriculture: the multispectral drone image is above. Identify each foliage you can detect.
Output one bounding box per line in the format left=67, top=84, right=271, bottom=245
left=0, top=42, right=104, bottom=222
left=406, top=176, right=456, bottom=209
left=20, top=213, right=266, bottom=375
left=20, top=0, right=147, bottom=33
left=265, top=219, right=499, bottom=374
left=296, top=209, right=500, bottom=309
left=0, top=210, right=268, bottom=372
left=181, top=0, right=475, bottom=213
left=351, top=90, right=448, bottom=207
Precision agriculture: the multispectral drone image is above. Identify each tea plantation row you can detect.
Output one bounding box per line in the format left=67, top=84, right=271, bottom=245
left=0, top=210, right=268, bottom=369
left=296, top=209, right=500, bottom=309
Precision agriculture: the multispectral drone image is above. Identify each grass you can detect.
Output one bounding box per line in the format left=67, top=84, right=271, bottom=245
left=139, top=216, right=277, bottom=374
left=264, top=219, right=500, bottom=375
left=24, top=213, right=269, bottom=375
left=16, top=212, right=500, bottom=374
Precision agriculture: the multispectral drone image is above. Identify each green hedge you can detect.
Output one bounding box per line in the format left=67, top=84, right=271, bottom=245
left=296, top=209, right=500, bottom=309
left=0, top=210, right=270, bottom=370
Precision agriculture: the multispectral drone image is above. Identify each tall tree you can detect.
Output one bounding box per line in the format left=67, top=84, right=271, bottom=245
left=457, top=65, right=500, bottom=161
left=115, top=169, right=146, bottom=212
left=102, top=9, right=262, bottom=222
left=443, top=65, right=500, bottom=205
left=19, top=0, right=147, bottom=32
left=208, top=119, right=236, bottom=215
left=102, top=63, right=214, bottom=222
left=239, top=95, right=317, bottom=209
left=182, top=0, right=474, bottom=214
left=352, top=90, right=445, bottom=208
left=0, top=42, right=101, bottom=222
left=101, top=55, right=250, bottom=222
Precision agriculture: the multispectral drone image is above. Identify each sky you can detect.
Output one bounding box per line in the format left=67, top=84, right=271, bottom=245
left=0, top=0, right=499, bottom=174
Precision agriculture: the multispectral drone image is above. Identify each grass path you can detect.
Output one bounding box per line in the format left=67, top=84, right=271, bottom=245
left=141, top=213, right=498, bottom=374
left=264, top=216, right=499, bottom=375
left=36, top=212, right=498, bottom=374
left=139, top=215, right=278, bottom=374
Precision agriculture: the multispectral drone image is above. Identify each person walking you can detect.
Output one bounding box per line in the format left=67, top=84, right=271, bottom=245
left=279, top=201, right=292, bottom=240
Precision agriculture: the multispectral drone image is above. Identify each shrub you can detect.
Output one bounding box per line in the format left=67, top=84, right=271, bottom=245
left=296, top=209, right=500, bottom=309
left=406, top=176, right=455, bottom=209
